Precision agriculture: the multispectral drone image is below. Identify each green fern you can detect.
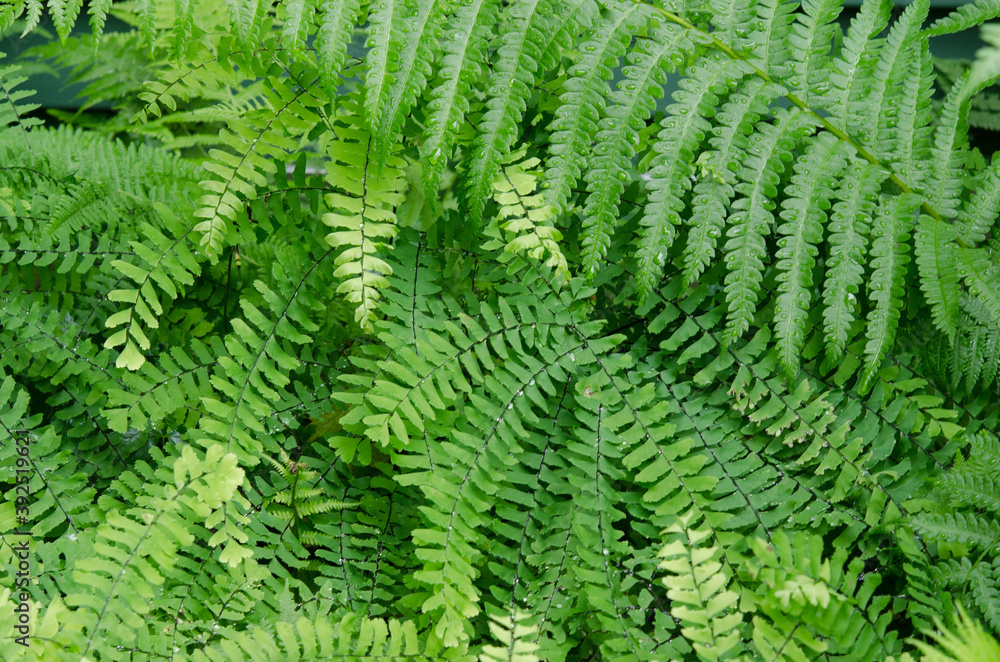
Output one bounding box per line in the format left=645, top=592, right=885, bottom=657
left=4, top=1, right=1000, bottom=660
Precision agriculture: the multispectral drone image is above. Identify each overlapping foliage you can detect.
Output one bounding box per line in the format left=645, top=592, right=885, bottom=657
left=2, top=0, right=1000, bottom=659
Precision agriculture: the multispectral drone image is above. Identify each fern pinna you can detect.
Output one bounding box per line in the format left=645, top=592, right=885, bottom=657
left=2, top=0, right=1000, bottom=659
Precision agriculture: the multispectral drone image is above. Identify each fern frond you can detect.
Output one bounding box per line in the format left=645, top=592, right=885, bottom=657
left=542, top=2, right=647, bottom=213
left=683, top=77, right=783, bottom=287
left=960, top=154, right=1000, bottom=246
left=722, top=108, right=816, bottom=346
left=788, top=0, right=843, bottom=109
left=87, top=0, right=112, bottom=42
left=188, top=612, right=435, bottom=661
left=195, top=70, right=322, bottom=258
left=958, top=246, right=1000, bottom=351
left=418, top=0, right=497, bottom=200
left=480, top=610, right=540, bottom=662
left=461, top=0, right=552, bottom=225
left=928, top=70, right=971, bottom=220
left=828, top=0, right=890, bottom=133
left=225, top=0, right=272, bottom=47
left=579, top=21, right=691, bottom=278
left=281, top=0, right=315, bottom=52
left=104, top=204, right=201, bottom=371
left=774, top=132, right=849, bottom=375
left=488, top=152, right=568, bottom=282
left=925, top=0, right=1000, bottom=38
left=859, top=193, right=919, bottom=393
left=323, top=98, right=407, bottom=332
left=50, top=0, right=85, bottom=42
left=658, top=512, right=744, bottom=662
left=367, top=0, right=443, bottom=169
left=746, top=0, right=797, bottom=79
left=910, top=605, right=1000, bottom=662
left=748, top=530, right=901, bottom=660
left=891, top=36, right=935, bottom=186
left=915, top=215, right=960, bottom=343
left=315, top=0, right=362, bottom=92
left=862, top=0, right=928, bottom=155
left=70, top=444, right=247, bottom=655
left=636, top=56, right=748, bottom=302
left=822, top=162, right=883, bottom=362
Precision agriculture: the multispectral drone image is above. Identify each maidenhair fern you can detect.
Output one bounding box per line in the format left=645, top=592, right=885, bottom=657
left=3, top=0, right=1000, bottom=659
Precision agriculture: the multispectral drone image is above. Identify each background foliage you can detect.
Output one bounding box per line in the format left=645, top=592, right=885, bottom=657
left=2, top=0, right=1000, bottom=659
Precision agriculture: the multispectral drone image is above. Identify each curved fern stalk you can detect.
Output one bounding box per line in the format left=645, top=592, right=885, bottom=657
left=635, top=56, right=750, bottom=302
left=323, top=99, right=407, bottom=332
left=315, top=0, right=363, bottom=92
left=542, top=2, right=648, bottom=213
left=461, top=0, right=554, bottom=226
left=683, top=77, right=783, bottom=287
left=194, top=72, right=322, bottom=258
left=774, top=132, right=850, bottom=376
left=657, top=513, right=744, bottom=662
left=366, top=0, right=444, bottom=169
left=722, top=108, right=816, bottom=347
left=827, top=0, right=890, bottom=134
left=822, top=162, right=884, bottom=363
left=579, top=21, right=691, bottom=278
left=788, top=0, right=843, bottom=110
left=859, top=193, right=920, bottom=394
left=419, top=0, right=497, bottom=201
